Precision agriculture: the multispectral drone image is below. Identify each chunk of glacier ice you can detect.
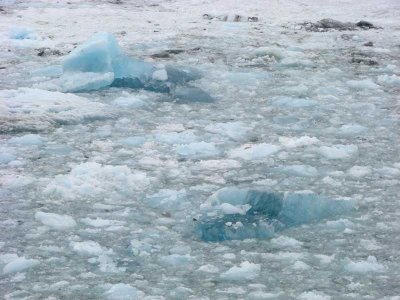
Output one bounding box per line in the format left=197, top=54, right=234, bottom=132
left=60, top=32, right=211, bottom=100
left=105, top=283, right=144, bottom=300
left=196, top=187, right=354, bottom=241
left=3, top=256, right=40, bottom=274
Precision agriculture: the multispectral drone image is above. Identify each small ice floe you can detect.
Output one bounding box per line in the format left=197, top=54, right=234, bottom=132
left=44, top=162, right=149, bottom=200
left=220, top=261, right=261, bottom=281
left=196, top=187, right=354, bottom=241
left=3, top=256, right=40, bottom=274
left=35, top=211, right=77, bottom=230
left=104, top=283, right=144, bottom=300
left=8, top=26, right=37, bottom=40
left=344, top=256, right=385, bottom=273
left=318, top=145, right=358, bottom=160
left=228, top=143, right=280, bottom=160
left=42, top=32, right=213, bottom=101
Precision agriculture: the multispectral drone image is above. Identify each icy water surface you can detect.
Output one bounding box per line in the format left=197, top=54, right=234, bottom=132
left=1, top=0, right=400, bottom=299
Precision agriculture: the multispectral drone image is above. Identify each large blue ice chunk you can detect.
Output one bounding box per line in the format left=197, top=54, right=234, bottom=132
left=63, top=32, right=121, bottom=73
left=60, top=32, right=212, bottom=100
left=196, top=187, right=354, bottom=242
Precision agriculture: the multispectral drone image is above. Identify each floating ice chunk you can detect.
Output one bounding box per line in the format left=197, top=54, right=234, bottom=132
left=277, top=165, right=318, bottom=177
left=347, top=79, right=380, bottom=90
left=377, top=74, right=400, bottom=87
left=154, top=131, right=197, bottom=144
left=318, top=145, right=358, bottom=160
left=3, top=257, right=39, bottom=274
left=63, top=32, right=121, bottom=73
left=196, top=188, right=354, bottom=241
left=57, top=72, right=114, bottom=92
left=205, top=122, right=251, bottom=141
left=81, top=217, right=125, bottom=228
left=196, top=159, right=241, bottom=170
left=299, top=291, right=331, bottom=300
left=60, top=32, right=203, bottom=95
left=0, top=148, right=16, bottom=164
left=271, top=97, right=317, bottom=108
left=105, top=283, right=144, bottom=300
left=159, top=254, right=192, bottom=266
left=220, top=261, right=260, bottom=281
left=44, top=162, right=149, bottom=200
left=146, top=189, right=187, bottom=210
left=228, top=143, right=280, bottom=160
left=35, top=211, right=76, bottom=230
left=197, top=264, right=219, bottom=273
left=112, top=96, right=147, bottom=108
left=70, top=241, right=111, bottom=256
left=337, top=124, right=368, bottom=137
left=271, top=236, right=303, bottom=248
left=173, top=86, right=214, bottom=103
left=292, top=261, right=310, bottom=270
left=8, top=134, right=44, bottom=146
left=152, top=69, right=168, bottom=81
left=8, top=26, right=36, bottom=40
left=118, top=136, right=146, bottom=147
left=279, top=58, right=314, bottom=68
left=345, top=256, right=385, bottom=273
left=347, top=166, right=372, bottom=178
left=0, top=88, right=109, bottom=132
left=279, top=136, right=319, bottom=148
left=175, top=142, right=219, bottom=158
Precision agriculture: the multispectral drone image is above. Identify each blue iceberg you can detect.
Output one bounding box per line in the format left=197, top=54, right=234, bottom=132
left=59, top=32, right=212, bottom=101
left=195, top=187, right=355, bottom=242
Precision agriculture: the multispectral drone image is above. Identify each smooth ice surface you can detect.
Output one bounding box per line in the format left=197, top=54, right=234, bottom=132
left=196, top=188, right=354, bottom=241
left=35, top=211, right=77, bottom=230
left=3, top=257, right=40, bottom=274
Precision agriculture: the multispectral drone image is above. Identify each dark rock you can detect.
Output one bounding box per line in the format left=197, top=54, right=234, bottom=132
left=351, top=57, right=378, bottom=65
left=363, top=41, right=374, bottom=47
left=303, top=18, right=377, bottom=32
left=356, top=20, right=375, bottom=29
left=248, top=16, right=259, bottom=22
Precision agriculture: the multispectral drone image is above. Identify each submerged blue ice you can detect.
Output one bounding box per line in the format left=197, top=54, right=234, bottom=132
left=60, top=32, right=211, bottom=101
left=196, top=187, right=354, bottom=242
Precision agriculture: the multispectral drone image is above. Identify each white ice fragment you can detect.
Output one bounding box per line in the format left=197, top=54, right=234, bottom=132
left=197, top=264, right=219, bottom=273
left=154, top=131, right=197, bottom=145
left=81, top=218, right=125, bottom=228
left=0, top=88, right=109, bottom=132
left=8, top=26, right=36, bottom=40
left=337, top=124, right=367, bottom=137
left=377, top=74, right=400, bottom=87
left=292, top=261, right=310, bottom=270
left=112, top=96, right=147, bottom=108
left=105, top=283, right=144, bottom=300
left=279, top=136, right=319, bottom=148
left=278, top=165, right=318, bottom=177
left=44, top=162, right=149, bottom=200
left=159, top=254, right=192, bottom=266
left=220, top=261, right=261, bottom=281
left=70, top=241, right=112, bottom=257
left=318, top=145, right=358, bottom=160
left=299, top=291, right=331, bottom=300
left=347, top=79, right=380, bottom=90
left=314, top=254, right=335, bottom=265
left=205, top=122, right=251, bottom=141
left=228, top=143, right=280, bottom=160
left=152, top=69, right=168, bottom=81
left=195, top=159, right=241, bottom=170
left=9, top=134, right=44, bottom=146
left=271, top=97, right=317, bottom=108
left=175, top=142, right=219, bottom=158
left=146, top=189, right=186, bottom=210
left=347, top=166, right=372, bottom=178
left=35, top=211, right=76, bottom=230
left=3, top=257, right=39, bottom=274
left=345, top=256, right=385, bottom=273
left=271, top=236, right=303, bottom=248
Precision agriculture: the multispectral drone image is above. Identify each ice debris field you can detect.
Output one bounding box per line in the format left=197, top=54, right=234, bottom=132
left=1, top=0, right=400, bottom=299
